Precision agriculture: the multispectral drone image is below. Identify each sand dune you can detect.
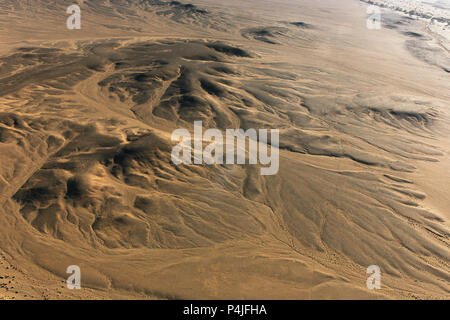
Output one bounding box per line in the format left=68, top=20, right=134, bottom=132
left=0, top=0, right=449, bottom=299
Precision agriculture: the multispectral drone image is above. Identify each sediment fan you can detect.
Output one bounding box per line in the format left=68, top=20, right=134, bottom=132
left=0, top=0, right=448, bottom=299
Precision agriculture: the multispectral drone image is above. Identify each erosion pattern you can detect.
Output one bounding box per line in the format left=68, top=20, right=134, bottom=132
left=0, top=0, right=449, bottom=299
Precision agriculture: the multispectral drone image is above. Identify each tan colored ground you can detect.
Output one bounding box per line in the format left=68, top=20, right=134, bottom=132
left=0, top=0, right=448, bottom=299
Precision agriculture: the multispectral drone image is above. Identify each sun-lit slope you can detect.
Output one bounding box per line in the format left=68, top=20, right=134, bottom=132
left=0, top=0, right=449, bottom=299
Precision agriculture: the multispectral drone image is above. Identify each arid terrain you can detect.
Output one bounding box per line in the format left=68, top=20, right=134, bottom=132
left=0, top=0, right=449, bottom=299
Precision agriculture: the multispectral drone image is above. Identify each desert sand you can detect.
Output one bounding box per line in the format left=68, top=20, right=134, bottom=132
left=0, top=0, right=449, bottom=299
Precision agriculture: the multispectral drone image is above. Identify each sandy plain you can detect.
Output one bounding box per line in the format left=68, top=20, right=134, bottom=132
left=0, top=0, right=448, bottom=299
